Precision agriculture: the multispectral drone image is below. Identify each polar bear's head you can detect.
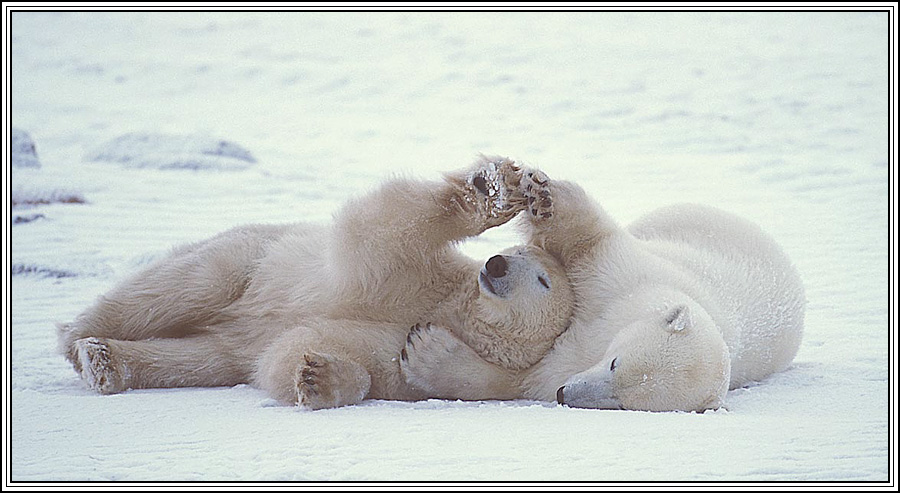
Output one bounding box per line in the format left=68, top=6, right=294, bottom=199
left=477, top=245, right=573, bottom=325
left=558, top=302, right=731, bottom=412
left=471, top=245, right=575, bottom=367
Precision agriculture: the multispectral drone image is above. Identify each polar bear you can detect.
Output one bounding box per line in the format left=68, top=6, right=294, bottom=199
left=57, top=156, right=575, bottom=409
left=400, top=169, right=806, bottom=412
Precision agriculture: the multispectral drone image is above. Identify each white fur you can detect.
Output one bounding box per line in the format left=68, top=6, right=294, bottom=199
left=402, top=176, right=806, bottom=412
left=57, top=156, right=575, bottom=410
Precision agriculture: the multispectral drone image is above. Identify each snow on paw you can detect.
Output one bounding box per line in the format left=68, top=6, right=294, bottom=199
left=465, top=155, right=526, bottom=226
left=400, top=323, right=468, bottom=393
left=293, top=352, right=371, bottom=410
left=74, top=337, right=127, bottom=394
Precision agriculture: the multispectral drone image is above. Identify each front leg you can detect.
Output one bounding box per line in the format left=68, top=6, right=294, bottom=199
left=516, top=167, right=620, bottom=269
left=400, top=323, right=522, bottom=401
left=332, top=155, right=526, bottom=278
left=293, top=352, right=372, bottom=411
left=254, top=327, right=373, bottom=410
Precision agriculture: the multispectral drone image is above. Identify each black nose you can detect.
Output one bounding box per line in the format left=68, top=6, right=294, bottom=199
left=485, top=255, right=508, bottom=278
left=557, top=386, right=566, bottom=405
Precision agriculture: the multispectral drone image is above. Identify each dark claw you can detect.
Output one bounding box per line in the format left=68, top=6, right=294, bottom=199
left=401, top=348, right=408, bottom=361
left=531, top=208, right=538, bottom=216
left=541, top=212, right=553, bottom=218
left=408, top=324, right=421, bottom=343
left=541, top=198, right=552, bottom=207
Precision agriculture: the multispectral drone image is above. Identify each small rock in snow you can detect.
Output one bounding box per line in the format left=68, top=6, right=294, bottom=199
left=11, top=128, right=41, bottom=168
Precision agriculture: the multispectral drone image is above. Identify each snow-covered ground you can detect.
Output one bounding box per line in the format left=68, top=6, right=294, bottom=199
left=5, top=10, right=894, bottom=484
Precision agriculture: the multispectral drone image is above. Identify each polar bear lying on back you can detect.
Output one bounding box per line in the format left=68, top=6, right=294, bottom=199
left=401, top=168, right=806, bottom=412
left=58, top=156, right=574, bottom=409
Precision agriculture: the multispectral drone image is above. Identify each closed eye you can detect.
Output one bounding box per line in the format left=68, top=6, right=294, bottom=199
left=537, top=276, right=550, bottom=289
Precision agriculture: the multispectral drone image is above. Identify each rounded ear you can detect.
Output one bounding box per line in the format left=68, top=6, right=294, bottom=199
left=665, top=305, right=693, bottom=333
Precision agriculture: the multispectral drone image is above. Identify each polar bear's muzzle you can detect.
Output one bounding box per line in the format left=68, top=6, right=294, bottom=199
left=485, top=254, right=508, bottom=278
left=477, top=250, right=559, bottom=303
left=557, top=372, right=623, bottom=410
left=479, top=255, right=511, bottom=298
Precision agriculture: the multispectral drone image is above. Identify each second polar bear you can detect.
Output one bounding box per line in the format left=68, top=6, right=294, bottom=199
left=401, top=170, right=806, bottom=412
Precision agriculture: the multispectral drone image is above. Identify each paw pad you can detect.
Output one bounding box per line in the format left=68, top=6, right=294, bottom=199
left=74, top=337, right=125, bottom=394
left=522, top=170, right=553, bottom=219
left=472, top=176, right=490, bottom=196
left=466, top=157, right=522, bottom=220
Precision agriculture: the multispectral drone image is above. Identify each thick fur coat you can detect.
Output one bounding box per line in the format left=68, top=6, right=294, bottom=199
left=58, top=156, right=574, bottom=409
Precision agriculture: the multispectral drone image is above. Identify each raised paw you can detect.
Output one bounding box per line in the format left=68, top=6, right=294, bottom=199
left=293, top=352, right=371, bottom=410
left=74, top=337, right=128, bottom=394
left=463, top=155, right=526, bottom=226
left=520, top=168, right=553, bottom=220
left=400, top=323, right=470, bottom=395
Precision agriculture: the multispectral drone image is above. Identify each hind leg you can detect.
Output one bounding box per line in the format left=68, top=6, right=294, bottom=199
left=58, top=224, right=288, bottom=369
left=74, top=334, right=249, bottom=394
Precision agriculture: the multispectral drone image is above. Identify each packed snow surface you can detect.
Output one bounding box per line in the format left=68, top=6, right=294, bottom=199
left=8, top=11, right=891, bottom=482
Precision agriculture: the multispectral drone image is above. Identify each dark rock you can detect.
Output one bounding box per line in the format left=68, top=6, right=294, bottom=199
left=12, top=128, right=40, bottom=168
